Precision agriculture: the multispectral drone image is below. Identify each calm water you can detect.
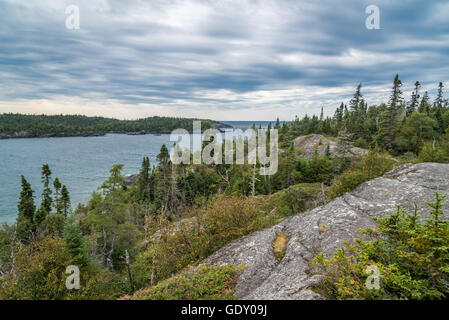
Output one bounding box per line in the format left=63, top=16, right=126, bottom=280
left=0, top=121, right=271, bottom=224
left=0, top=134, right=176, bottom=224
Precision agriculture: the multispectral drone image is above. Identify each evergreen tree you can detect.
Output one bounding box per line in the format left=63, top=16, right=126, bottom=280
left=40, top=164, right=52, bottom=216
left=389, top=74, right=403, bottom=111
left=274, top=117, right=280, bottom=129
left=349, top=83, right=363, bottom=113
left=407, top=81, right=420, bottom=116
left=375, top=75, right=403, bottom=151
left=418, top=91, right=431, bottom=115
left=156, top=145, right=171, bottom=215
left=137, top=157, right=150, bottom=202
left=63, top=218, right=89, bottom=267
left=53, top=177, right=63, bottom=215
left=435, top=82, right=444, bottom=108
left=335, top=129, right=353, bottom=170
left=61, top=185, right=71, bottom=217
left=16, top=176, right=36, bottom=242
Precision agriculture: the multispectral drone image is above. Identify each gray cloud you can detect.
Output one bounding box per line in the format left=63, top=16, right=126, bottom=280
left=0, top=0, right=448, bottom=120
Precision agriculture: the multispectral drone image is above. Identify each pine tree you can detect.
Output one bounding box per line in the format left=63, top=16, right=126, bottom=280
left=137, top=157, right=150, bottom=202
left=40, top=164, right=52, bottom=216
left=407, top=81, right=420, bottom=116
left=418, top=91, right=430, bottom=114
left=53, top=177, right=63, bottom=214
left=156, top=145, right=171, bottom=215
left=335, top=129, right=353, bottom=169
left=275, top=117, right=280, bottom=129
left=16, top=176, right=36, bottom=242
left=63, top=218, right=89, bottom=267
left=61, top=185, right=71, bottom=217
left=349, top=83, right=363, bottom=113
left=376, top=75, right=403, bottom=151
left=433, top=82, right=446, bottom=133
left=389, top=74, right=403, bottom=111
left=435, top=82, right=444, bottom=108
left=325, top=144, right=331, bottom=158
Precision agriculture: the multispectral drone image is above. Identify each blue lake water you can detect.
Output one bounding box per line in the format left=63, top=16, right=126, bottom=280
left=0, top=134, right=176, bottom=224
left=0, top=121, right=271, bottom=224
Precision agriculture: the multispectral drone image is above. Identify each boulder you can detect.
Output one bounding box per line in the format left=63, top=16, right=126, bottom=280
left=293, top=134, right=367, bottom=159
left=202, top=162, right=449, bottom=300
left=125, top=173, right=140, bottom=185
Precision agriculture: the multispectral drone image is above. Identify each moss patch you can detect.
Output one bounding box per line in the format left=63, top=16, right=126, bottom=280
left=272, top=232, right=289, bottom=261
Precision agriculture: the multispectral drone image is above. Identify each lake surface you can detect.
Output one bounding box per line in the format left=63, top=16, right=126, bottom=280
left=0, top=121, right=271, bottom=224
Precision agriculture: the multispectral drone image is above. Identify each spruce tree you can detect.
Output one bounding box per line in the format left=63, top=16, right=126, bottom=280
left=16, top=176, right=36, bottom=242
left=435, top=82, right=444, bottom=108
left=389, top=74, right=403, bottom=111
left=349, top=83, right=363, bottom=113
left=419, top=91, right=430, bottom=114
left=61, top=185, right=71, bottom=217
left=63, top=218, right=89, bottom=267
left=376, top=75, right=403, bottom=151
left=53, top=177, right=63, bottom=214
left=137, top=157, right=150, bottom=202
left=40, top=164, right=52, bottom=216
left=407, top=81, right=420, bottom=116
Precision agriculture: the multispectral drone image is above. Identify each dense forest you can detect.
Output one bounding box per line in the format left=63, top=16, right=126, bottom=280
left=0, top=74, right=448, bottom=300
left=0, top=114, right=221, bottom=136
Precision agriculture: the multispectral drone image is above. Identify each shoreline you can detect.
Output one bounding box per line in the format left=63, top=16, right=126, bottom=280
left=0, top=123, right=233, bottom=140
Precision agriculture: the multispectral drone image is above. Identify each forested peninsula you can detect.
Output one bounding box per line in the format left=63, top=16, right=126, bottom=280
left=0, top=114, right=229, bottom=138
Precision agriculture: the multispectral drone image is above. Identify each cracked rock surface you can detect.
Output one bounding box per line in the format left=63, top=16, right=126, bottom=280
left=202, top=163, right=449, bottom=300
left=293, top=134, right=367, bottom=159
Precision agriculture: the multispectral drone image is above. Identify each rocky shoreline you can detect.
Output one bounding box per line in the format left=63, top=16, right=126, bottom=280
left=0, top=122, right=234, bottom=140
left=0, top=131, right=106, bottom=139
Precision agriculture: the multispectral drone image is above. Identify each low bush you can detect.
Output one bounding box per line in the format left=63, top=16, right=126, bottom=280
left=312, top=191, right=449, bottom=300
left=126, top=264, right=243, bottom=300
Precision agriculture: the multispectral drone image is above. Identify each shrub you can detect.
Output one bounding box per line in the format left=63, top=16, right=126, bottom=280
left=125, top=264, right=243, bottom=300
left=0, top=236, right=126, bottom=300
left=312, top=191, right=449, bottom=300
left=41, top=213, right=66, bottom=237
left=418, top=142, right=447, bottom=163
left=328, top=151, right=396, bottom=199
left=354, top=137, right=369, bottom=149
left=148, top=195, right=275, bottom=284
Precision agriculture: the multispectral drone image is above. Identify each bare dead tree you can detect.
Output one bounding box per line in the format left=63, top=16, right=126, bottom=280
left=125, top=250, right=135, bottom=293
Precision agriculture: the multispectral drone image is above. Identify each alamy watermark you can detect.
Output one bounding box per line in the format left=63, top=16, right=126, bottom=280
left=65, top=5, right=80, bottom=30
left=65, top=265, right=80, bottom=290
left=170, top=121, right=279, bottom=175
left=365, top=265, right=380, bottom=290
left=365, top=5, right=380, bottom=30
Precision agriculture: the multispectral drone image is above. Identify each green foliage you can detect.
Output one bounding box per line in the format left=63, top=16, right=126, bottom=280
left=265, top=182, right=324, bottom=217
left=418, top=142, right=447, bottom=163
left=41, top=213, right=66, bottom=237
left=0, top=236, right=125, bottom=300
left=40, top=164, right=53, bottom=216
left=328, top=150, right=396, bottom=199
left=0, top=114, right=219, bottom=135
left=145, top=195, right=275, bottom=284
left=127, top=264, right=243, bottom=300
left=16, top=176, right=36, bottom=243
left=312, top=191, right=449, bottom=300
left=130, top=247, right=154, bottom=290
left=63, top=218, right=90, bottom=267
left=395, top=112, right=439, bottom=154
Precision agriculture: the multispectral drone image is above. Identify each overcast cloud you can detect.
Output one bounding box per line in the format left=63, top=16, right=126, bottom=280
left=0, top=0, right=448, bottom=120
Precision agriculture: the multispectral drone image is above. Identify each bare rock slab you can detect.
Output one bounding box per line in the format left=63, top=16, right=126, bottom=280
left=203, top=162, right=449, bottom=300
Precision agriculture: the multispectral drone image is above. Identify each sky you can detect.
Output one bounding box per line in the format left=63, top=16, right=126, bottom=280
left=0, top=0, right=448, bottom=121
